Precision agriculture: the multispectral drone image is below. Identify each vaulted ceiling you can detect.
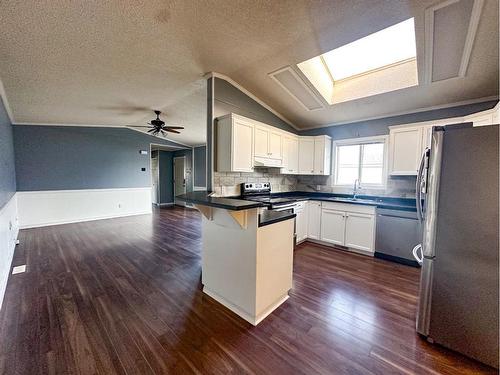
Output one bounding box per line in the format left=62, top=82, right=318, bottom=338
left=0, top=0, right=498, bottom=145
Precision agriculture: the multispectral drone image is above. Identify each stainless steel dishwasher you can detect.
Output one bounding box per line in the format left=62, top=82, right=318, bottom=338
left=375, top=208, right=422, bottom=267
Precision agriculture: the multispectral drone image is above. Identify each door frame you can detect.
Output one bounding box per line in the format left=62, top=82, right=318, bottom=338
left=173, top=156, right=187, bottom=206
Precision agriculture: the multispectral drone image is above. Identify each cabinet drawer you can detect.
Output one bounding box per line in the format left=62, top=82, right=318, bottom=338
left=321, top=201, right=375, bottom=215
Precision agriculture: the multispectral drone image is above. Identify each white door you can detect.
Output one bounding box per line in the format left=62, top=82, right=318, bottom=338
left=296, top=206, right=308, bottom=243
left=151, top=154, right=159, bottom=204
left=282, top=136, right=298, bottom=174
left=307, top=201, right=321, bottom=240
left=344, top=213, right=375, bottom=253
left=298, top=138, right=315, bottom=174
left=268, top=130, right=282, bottom=159
left=233, top=119, right=254, bottom=172
left=389, top=127, right=422, bottom=175
left=320, top=208, right=345, bottom=246
left=254, top=125, right=269, bottom=158
left=173, top=157, right=186, bottom=206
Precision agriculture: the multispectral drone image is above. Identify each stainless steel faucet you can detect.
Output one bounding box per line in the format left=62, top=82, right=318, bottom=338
left=353, top=178, right=361, bottom=199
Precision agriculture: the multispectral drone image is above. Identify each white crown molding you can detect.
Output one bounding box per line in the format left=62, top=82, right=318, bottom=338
left=12, top=122, right=192, bottom=148
left=300, top=95, right=499, bottom=130
left=424, top=0, right=483, bottom=84
left=204, top=72, right=300, bottom=130
left=0, top=77, right=15, bottom=123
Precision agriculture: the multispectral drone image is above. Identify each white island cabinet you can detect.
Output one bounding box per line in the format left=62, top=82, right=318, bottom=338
left=178, top=192, right=295, bottom=326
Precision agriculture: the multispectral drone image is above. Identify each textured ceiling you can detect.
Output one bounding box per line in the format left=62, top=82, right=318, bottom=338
left=0, top=0, right=498, bottom=145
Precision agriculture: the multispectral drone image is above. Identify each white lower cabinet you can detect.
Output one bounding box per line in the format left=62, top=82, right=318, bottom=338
left=320, top=208, right=345, bottom=246
left=295, top=202, right=308, bottom=243
left=344, top=213, right=375, bottom=252
left=307, top=201, right=321, bottom=239
left=318, top=202, right=376, bottom=255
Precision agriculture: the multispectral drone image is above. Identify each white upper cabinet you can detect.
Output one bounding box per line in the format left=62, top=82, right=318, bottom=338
left=254, top=124, right=283, bottom=160
left=254, top=125, right=269, bottom=158
left=216, top=114, right=254, bottom=172
left=313, top=135, right=332, bottom=175
left=307, top=201, right=321, bottom=240
left=282, top=135, right=299, bottom=174
left=298, top=137, right=315, bottom=174
left=389, top=126, right=423, bottom=176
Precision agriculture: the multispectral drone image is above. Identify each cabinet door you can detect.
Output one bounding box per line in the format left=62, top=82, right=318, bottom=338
left=232, top=119, right=254, bottom=172
left=307, top=201, right=321, bottom=239
left=296, top=206, right=308, bottom=243
left=282, top=136, right=299, bottom=174
left=320, top=209, right=345, bottom=246
left=344, top=213, right=375, bottom=253
left=389, top=127, right=422, bottom=175
left=254, top=125, right=269, bottom=158
left=268, top=130, right=283, bottom=159
left=313, top=137, right=325, bottom=174
left=298, top=138, right=315, bottom=174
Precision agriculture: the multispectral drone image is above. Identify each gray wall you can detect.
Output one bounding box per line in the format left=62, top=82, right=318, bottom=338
left=214, top=77, right=297, bottom=134
left=300, top=100, right=499, bottom=139
left=158, top=151, right=174, bottom=203
left=193, top=145, right=206, bottom=188
left=173, top=148, right=193, bottom=193
left=0, top=98, right=16, bottom=208
left=13, top=125, right=187, bottom=191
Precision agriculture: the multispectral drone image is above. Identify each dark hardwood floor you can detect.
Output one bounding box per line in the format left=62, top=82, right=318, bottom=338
left=0, top=206, right=495, bottom=374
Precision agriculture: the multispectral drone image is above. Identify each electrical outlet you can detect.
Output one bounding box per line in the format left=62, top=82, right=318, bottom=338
left=118, top=203, right=122, bottom=209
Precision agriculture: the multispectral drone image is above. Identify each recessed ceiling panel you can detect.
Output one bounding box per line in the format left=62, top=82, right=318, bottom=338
left=430, top=0, right=476, bottom=82
left=269, top=67, right=324, bottom=111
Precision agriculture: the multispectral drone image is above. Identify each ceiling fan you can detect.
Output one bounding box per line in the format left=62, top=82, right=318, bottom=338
left=133, top=110, right=184, bottom=136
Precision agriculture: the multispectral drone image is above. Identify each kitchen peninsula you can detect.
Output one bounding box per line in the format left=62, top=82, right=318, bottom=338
left=178, top=191, right=296, bottom=325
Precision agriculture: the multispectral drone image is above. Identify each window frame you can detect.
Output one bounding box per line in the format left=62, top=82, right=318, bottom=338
left=331, top=135, right=389, bottom=188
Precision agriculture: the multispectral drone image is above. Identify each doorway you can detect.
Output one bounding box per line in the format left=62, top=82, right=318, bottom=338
left=173, top=156, right=186, bottom=206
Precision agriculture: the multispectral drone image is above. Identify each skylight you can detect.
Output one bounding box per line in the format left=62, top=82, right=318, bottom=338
left=297, top=18, right=418, bottom=105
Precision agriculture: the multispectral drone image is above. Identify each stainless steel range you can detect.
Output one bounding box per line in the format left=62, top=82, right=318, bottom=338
left=240, top=183, right=298, bottom=211
left=240, top=183, right=299, bottom=243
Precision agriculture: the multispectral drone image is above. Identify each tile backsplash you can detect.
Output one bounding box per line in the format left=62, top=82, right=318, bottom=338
left=213, top=169, right=415, bottom=198
left=295, top=174, right=416, bottom=198
left=213, top=168, right=297, bottom=196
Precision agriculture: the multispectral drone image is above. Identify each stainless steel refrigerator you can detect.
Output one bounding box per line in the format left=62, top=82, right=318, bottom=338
left=412, top=123, right=499, bottom=369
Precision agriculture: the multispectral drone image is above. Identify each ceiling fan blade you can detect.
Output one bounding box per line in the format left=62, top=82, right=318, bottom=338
left=147, top=128, right=156, bottom=133
left=162, top=126, right=184, bottom=129
left=160, top=130, right=166, bottom=136
left=164, top=129, right=181, bottom=134
left=132, top=126, right=153, bottom=128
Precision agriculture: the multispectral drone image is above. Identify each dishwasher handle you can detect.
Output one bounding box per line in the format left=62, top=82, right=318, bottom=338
left=412, top=244, right=423, bottom=265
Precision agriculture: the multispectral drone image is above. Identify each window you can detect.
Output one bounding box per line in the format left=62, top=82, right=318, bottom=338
left=333, top=137, right=387, bottom=187
left=297, top=18, right=418, bottom=104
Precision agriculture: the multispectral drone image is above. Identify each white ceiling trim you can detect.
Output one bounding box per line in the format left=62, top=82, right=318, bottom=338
left=12, top=122, right=191, bottom=148
left=0, top=77, right=14, bottom=123
left=205, top=72, right=300, bottom=130
left=301, top=95, right=498, bottom=129
left=424, top=0, right=484, bottom=84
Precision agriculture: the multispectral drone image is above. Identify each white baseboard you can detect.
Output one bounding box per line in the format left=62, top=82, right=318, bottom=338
left=0, top=194, right=19, bottom=311
left=17, top=188, right=152, bottom=229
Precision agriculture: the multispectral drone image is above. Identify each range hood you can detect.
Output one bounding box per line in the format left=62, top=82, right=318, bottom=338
left=254, top=156, right=283, bottom=168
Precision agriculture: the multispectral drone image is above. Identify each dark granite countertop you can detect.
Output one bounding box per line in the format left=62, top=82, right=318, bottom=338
left=176, top=191, right=264, bottom=211
left=264, top=192, right=417, bottom=212
left=258, top=210, right=296, bottom=227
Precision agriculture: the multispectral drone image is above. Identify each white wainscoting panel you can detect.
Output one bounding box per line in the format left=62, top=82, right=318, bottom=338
left=0, top=194, right=19, bottom=310
left=17, top=188, right=152, bottom=229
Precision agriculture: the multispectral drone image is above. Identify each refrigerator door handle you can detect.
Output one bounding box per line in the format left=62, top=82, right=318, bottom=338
left=416, top=150, right=427, bottom=222
left=412, top=243, right=423, bottom=265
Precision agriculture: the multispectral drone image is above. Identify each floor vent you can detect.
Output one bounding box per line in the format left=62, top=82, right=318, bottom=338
left=12, top=265, right=26, bottom=275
